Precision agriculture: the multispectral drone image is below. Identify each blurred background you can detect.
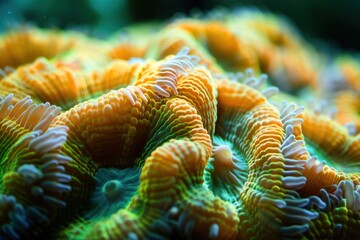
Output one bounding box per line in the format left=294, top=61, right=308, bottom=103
left=0, top=0, right=359, bottom=51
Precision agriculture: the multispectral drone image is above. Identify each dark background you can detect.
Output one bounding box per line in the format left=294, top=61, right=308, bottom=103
left=0, top=0, right=359, bottom=52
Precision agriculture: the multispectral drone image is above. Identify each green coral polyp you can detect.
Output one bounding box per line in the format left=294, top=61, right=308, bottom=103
left=83, top=167, right=140, bottom=220
left=205, top=136, right=249, bottom=202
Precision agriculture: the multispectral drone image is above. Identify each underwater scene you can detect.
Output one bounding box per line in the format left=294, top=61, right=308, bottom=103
left=0, top=0, right=360, bottom=239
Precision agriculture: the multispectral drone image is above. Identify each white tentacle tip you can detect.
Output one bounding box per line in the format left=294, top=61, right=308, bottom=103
left=209, top=223, right=219, bottom=239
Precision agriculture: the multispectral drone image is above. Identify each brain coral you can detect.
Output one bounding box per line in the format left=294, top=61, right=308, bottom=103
left=0, top=8, right=360, bottom=240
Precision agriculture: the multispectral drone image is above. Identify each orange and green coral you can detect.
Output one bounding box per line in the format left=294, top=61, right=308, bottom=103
left=1, top=8, right=360, bottom=240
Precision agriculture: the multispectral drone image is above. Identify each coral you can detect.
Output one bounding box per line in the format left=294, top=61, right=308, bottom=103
left=0, top=8, right=360, bottom=240
left=83, top=167, right=140, bottom=220
left=47, top=49, right=221, bottom=239
left=225, top=10, right=320, bottom=93
left=0, top=94, right=70, bottom=239
left=0, top=28, right=76, bottom=69
left=169, top=19, right=259, bottom=72
left=108, top=42, right=146, bottom=61
left=214, top=72, right=324, bottom=238
left=304, top=180, right=360, bottom=238
left=334, top=91, right=360, bottom=135
left=298, top=110, right=360, bottom=196
left=150, top=27, right=224, bottom=74
left=0, top=58, right=141, bottom=110
left=335, top=55, right=360, bottom=92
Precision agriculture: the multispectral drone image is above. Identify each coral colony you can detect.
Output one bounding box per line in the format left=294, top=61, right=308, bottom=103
left=1, top=9, right=360, bottom=239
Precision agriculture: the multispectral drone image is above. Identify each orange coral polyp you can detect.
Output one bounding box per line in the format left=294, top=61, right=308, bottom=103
left=212, top=145, right=234, bottom=167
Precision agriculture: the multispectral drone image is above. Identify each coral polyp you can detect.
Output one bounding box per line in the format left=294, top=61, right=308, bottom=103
left=205, top=136, right=249, bottom=202
left=83, top=167, right=140, bottom=220
left=0, top=8, right=360, bottom=240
